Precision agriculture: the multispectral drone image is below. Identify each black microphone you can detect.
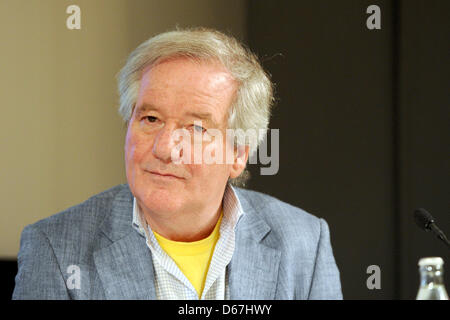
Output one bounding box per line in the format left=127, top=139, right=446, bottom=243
left=414, top=208, right=450, bottom=250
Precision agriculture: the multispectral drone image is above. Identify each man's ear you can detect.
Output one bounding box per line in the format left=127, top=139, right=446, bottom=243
left=229, top=145, right=249, bottom=179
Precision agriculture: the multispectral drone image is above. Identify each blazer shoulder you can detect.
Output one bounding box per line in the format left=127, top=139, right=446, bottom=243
left=28, top=184, right=128, bottom=237
left=235, top=187, right=323, bottom=239
left=236, top=187, right=321, bottom=222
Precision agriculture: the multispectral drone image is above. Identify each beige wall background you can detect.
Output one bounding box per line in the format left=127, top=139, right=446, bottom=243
left=0, top=0, right=247, bottom=258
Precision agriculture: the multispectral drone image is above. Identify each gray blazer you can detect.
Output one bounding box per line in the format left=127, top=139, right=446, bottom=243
left=12, top=184, right=342, bottom=300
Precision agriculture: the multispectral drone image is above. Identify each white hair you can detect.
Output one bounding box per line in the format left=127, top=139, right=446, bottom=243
left=117, top=27, right=274, bottom=186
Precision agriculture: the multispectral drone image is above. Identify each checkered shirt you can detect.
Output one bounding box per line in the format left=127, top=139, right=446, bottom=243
left=131, top=183, right=244, bottom=300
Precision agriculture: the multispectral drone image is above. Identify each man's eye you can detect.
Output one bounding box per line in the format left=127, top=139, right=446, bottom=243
left=192, top=124, right=206, bottom=133
left=145, top=116, right=158, bottom=123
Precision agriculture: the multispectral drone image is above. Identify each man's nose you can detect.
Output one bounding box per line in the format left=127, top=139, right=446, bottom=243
left=152, top=124, right=177, bottom=163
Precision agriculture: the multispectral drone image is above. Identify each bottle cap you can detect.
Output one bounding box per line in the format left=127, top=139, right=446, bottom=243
left=418, top=257, right=444, bottom=267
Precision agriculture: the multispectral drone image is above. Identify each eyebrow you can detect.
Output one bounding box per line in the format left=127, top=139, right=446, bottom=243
left=185, top=111, right=217, bottom=125
left=135, top=103, right=220, bottom=128
left=135, top=103, right=157, bottom=115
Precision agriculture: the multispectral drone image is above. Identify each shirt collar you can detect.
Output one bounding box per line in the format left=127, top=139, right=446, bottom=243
left=132, top=183, right=244, bottom=237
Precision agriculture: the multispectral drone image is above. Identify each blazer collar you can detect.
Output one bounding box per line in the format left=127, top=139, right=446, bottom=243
left=94, top=184, right=157, bottom=299
left=93, top=184, right=281, bottom=300
left=228, top=188, right=282, bottom=299
left=98, top=184, right=135, bottom=242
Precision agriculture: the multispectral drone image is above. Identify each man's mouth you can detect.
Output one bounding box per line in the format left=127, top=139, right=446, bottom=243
left=147, top=170, right=183, bottom=180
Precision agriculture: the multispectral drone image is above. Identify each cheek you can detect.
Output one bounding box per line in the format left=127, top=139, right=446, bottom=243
left=125, top=131, right=150, bottom=168
left=186, top=138, right=233, bottom=183
left=188, top=163, right=231, bottom=188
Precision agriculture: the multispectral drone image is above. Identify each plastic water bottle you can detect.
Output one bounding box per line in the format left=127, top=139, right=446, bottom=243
left=416, top=257, right=449, bottom=300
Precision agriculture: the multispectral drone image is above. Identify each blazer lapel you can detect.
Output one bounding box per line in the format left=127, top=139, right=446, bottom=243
left=228, top=193, right=281, bottom=299
left=93, top=185, right=156, bottom=299
left=91, top=184, right=282, bottom=300
left=93, top=232, right=156, bottom=299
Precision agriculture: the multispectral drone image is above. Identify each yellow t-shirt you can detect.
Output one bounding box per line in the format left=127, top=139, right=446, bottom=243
left=153, top=213, right=222, bottom=298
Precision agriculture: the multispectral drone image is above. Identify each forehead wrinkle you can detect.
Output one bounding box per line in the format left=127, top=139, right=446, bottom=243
left=186, top=90, right=233, bottom=127
left=138, top=58, right=237, bottom=127
left=136, top=92, right=221, bottom=128
left=145, top=81, right=232, bottom=126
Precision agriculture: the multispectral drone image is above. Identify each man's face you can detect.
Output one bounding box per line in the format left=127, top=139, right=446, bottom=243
left=125, top=58, right=245, bottom=217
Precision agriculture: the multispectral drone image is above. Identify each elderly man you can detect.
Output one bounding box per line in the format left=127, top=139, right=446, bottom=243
left=13, top=28, right=342, bottom=300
